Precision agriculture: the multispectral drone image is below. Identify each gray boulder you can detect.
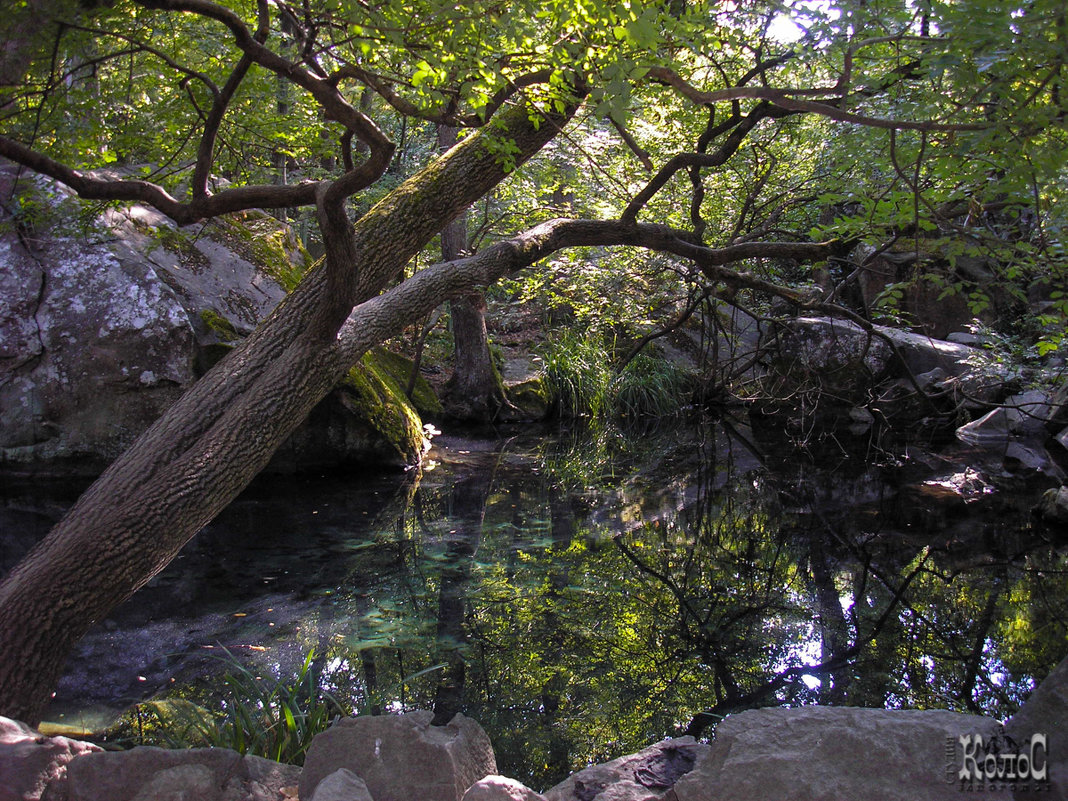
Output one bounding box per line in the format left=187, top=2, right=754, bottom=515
left=308, top=768, right=375, bottom=801
left=0, top=716, right=102, bottom=801
left=1034, top=485, right=1068, bottom=525
left=0, top=168, right=292, bottom=475
left=764, top=317, right=892, bottom=398
left=763, top=317, right=984, bottom=404
left=544, top=737, right=706, bottom=801
left=1006, top=653, right=1068, bottom=800
left=670, top=707, right=1005, bottom=801
left=462, top=776, right=547, bottom=801
left=299, top=711, right=496, bottom=801
left=957, top=389, right=1063, bottom=446
left=65, top=745, right=300, bottom=801
left=877, top=326, right=979, bottom=377
left=0, top=166, right=426, bottom=475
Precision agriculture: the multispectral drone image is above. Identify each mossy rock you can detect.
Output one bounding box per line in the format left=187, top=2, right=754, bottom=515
left=272, top=350, right=426, bottom=471
left=503, top=374, right=553, bottom=421
left=366, top=346, right=444, bottom=418
left=199, top=309, right=239, bottom=342
left=339, top=351, right=428, bottom=465
left=207, top=210, right=311, bottom=291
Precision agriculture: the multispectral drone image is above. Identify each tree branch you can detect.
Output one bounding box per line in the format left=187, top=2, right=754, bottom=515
left=646, top=66, right=989, bottom=132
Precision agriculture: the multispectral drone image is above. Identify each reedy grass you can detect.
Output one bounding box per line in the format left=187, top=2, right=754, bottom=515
left=611, top=353, right=692, bottom=418
left=134, top=648, right=342, bottom=765
left=538, top=332, right=692, bottom=420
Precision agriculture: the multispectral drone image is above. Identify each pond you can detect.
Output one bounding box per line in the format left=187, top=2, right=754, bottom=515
left=2, top=415, right=1066, bottom=790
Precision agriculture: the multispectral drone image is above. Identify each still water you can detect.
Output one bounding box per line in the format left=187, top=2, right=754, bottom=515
left=3, top=416, right=1066, bottom=788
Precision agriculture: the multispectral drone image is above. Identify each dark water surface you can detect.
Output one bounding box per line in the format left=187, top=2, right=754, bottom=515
left=2, top=417, right=1066, bottom=788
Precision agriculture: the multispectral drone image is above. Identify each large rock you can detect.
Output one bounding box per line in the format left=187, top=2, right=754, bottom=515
left=299, top=711, right=497, bottom=801
left=877, top=327, right=979, bottom=377
left=764, top=317, right=893, bottom=398
left=763, top=317, right=988, bottom=408
left=65, top=745, right=300, bottom=801
left=462, top=776, right=547, bottom=801
left=1034, top=485, right=1068, bottom=525
left=545, top=737, right=706, bottom=801
left=0, top=167, right=426, bottom=475
left=307, top=768, right=375, bottom=801
left=0, top=175, right=201, bottom=475
left=1006, top=653, right=1068, bottom=800
left=957, top=389, right=1064, bottom=446
left=670, top=707, right=1006, bottom=801
left=0, top=716, right=102, bottom=801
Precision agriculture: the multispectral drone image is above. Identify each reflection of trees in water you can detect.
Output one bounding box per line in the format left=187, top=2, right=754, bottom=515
left=322, top=424, right=1067, bottom=789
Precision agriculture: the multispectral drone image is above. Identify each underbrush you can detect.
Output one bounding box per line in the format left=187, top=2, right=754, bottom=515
left=124, top=649, right=342, bottom=766
left=537, top=331, right=694, bottom=420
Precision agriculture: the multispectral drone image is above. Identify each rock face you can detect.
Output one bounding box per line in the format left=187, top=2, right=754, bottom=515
left=0, top=716, right=102, bottom=801
left=764, top=317, right=893, bottom=399
left=545, top=737, right=706, bottom=801
left=957, top=389, right=1065, bottom=446
left=669, top=707, right=1006, bottom=801
left=877, top=326, right=979, bottom=377
left=1006, top=653, right=1068, bottom=800
left=761, top=316, right=990, bottom=405
left=307, top=768, right=375, bottom=801
left=462, top=776, right=547, bottom=801
left=4, top=698, right=1067, bottom=801
left=1034, top=485, right=1068, bottom=525
left=0, top=174, right=203, bottom=474
left=298, top=711, right=497, bottom=801
left=0, top=167, right=426, bottom=476
left=64, top=745, right=300, bottom=801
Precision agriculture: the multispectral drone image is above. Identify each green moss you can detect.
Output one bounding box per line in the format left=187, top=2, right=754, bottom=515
left=368, top=346, right=443, bottom=417
left=199, top=309, right=239, bottom=341
left=506, top=374, right=552, bottom=420
left=150, top=224, right=211, bottom=272
left=340, top=350, right=427, bottom=464
left=210, top=211, right=311, bottom=292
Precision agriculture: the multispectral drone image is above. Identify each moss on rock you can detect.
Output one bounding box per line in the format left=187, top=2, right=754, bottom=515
left=504, top=374, right=552, bottom=421
left=208, top=211, right=311, bottom=291
left=367, top=346, right=443, bottom=418
left=199, top=309, right=239, bottom=342
left=338, top=351, right=428, bottom=466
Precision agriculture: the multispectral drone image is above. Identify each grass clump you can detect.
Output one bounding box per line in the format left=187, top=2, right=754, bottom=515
left=611, top=353, right=692, bottom=418
left=538, top=331, right=692, bottom=420
left=133, top=648, right=343, bottom=766
left=538, top=329, right=613, bottom=418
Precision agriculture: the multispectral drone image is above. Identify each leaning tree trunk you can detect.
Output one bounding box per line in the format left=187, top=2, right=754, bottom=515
left=0, top=99, right=576, bottom=725
left=436, top=124, right=511, bottom=422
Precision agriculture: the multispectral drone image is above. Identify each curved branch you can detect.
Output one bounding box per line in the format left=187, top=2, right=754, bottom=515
left=622, top=101, right=792, bottom=223
left=0, top=134, right=321, bottom=223
left=328, top=63, right=555, bottom=127
left=137, top=0, right=393, bottom=155
left=337, top=218, right=842, bottom=362
left=191, top=2, right=269, bottom=196
left=646, top=66, right=989, bottom=132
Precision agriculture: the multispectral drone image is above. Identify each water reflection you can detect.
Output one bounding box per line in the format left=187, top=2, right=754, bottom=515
left=3, top=417, right=1065, bottom=789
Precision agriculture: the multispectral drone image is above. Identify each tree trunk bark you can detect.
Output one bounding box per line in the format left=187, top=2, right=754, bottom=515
left=0, top=98, right=577, bottom=725
left=445, top=291, right=510, bottom=421
left=436, top=124, right=510, bottom=422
